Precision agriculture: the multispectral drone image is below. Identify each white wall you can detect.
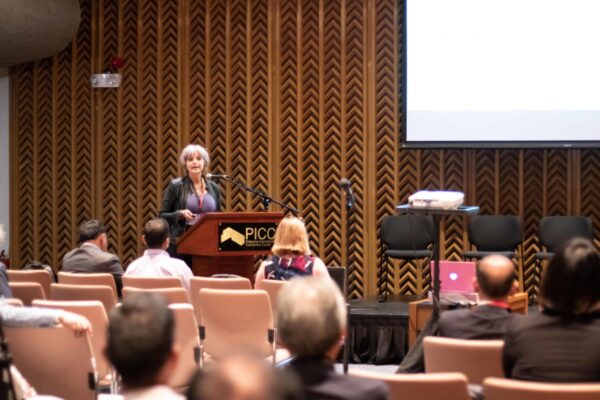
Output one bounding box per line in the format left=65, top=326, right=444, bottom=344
left=0, top=68, right=9, bottom=250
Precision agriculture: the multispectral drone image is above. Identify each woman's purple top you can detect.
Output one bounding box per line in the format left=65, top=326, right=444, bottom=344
left=186, top=193, right=217, bottom=226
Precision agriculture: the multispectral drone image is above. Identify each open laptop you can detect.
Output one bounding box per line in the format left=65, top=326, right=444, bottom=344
left=429, top=260, right=479, bottom=303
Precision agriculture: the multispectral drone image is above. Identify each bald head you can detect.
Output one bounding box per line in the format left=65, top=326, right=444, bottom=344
left=475, top=255, right=517, bottom=300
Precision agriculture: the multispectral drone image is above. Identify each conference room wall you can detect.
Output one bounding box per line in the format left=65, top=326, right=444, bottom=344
left=8, top=0, right=599, bottom=298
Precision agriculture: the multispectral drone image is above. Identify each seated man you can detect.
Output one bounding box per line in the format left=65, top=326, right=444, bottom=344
left=106, top=292, right=183, bottom=399
left=124, top=218, right=192, bottom=296
left=438, top=254, right=520, bottom=339
left=277, top=277, right=389, bottom=400
left=61, top=219, right=124, bottom=295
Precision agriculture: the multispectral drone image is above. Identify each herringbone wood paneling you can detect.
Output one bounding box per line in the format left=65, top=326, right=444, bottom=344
left=9, top=0, right=600, bottom=299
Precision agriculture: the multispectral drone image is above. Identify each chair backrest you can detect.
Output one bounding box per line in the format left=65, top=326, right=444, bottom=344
left=198, top=288, right=274, bottom=360
left=122, top=275, right=183, bottom=289
left=7, top=269, right=52, bottom=298
left=539, top=216, right=594, bottom=253
left=380, top=215, right=434, bottom=250
left=423, top=336, right=504, bottom=385
left=5, top=325, right=97, bottom=400
left=58, top=271, right=118, bottom=298
left=326, top=266, right=347, bottom=297
left=168, top=304, right=201, bottom=388
left=33, top=299, right=111, bottom=380
left=468, top=215, right=522, bottom=251
left=254, top=279, right=290, bottom=325
left=4, top=298, right=24, bottom=307
left=484, top=377, right=600, bottom=400
left=51, top=283, right=117, bottom=312
left=350, top=370, right=471, bottom=400
left=190, top=276, right=252, bottom=324
left=122, top=286, right=190, bottom=305
left=8, top=282, right=46, bottom=306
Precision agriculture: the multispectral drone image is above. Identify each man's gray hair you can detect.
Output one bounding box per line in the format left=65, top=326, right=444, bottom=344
left=179, top=144, right=210, bottom=172
left=276, top=276, right=346, bottom=358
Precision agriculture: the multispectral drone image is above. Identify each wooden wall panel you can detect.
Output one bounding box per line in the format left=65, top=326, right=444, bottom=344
left=9, top=0, right=600, bottom=298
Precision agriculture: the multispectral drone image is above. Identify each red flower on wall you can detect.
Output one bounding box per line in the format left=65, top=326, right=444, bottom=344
left=104, top=57, right=125, bottom=73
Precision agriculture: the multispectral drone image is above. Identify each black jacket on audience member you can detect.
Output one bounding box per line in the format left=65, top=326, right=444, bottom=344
left=503, top=310, right=600, bottom=382
left=439, top=304, right=520, bottom=339
left=288, top=357, right=389, bottom=400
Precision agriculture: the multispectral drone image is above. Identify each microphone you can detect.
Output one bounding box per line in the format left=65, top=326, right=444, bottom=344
left=339, top=178, right=355, bottom=209
left=206, top=173, right=229, bottom=180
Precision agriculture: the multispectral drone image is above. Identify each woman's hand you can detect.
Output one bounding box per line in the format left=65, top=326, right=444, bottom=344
left=179, top=209, right=196, bottom=221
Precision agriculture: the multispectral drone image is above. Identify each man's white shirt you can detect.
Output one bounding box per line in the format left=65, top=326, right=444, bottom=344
left=125, top=249, right=192, bottom=297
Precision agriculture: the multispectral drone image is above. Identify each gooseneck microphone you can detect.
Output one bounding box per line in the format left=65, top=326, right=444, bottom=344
left=206, top=173, right=300, bottom=214
left=339, top=178, right=356, bottom=210
left=206, top=173, right=229, bottom=180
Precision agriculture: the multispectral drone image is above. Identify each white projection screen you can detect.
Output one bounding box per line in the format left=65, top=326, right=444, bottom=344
left=403, top=0, right=600, bottom=148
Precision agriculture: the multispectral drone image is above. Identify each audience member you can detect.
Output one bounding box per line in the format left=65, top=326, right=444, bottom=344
left=106, top=292, right=183, bottom=399
left=0, top=298, right=91, bottom=334
left=503, top=238, right=600, bottom=381
left=61, top=219, right=124, bottom=295
left=439, top=254, right=520, bottom=339
left=186, top=354, right=301, bottom=400
left=255, top=216, right=329, bottom=287
left=277, top=277, right=388, bottom=400
left=125, top=218, right=193, bottom=296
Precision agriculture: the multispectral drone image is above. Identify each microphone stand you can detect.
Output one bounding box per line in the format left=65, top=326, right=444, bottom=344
left=342, top=186, right=354, bottom=374
left=212, top=176, right=300, bottom=215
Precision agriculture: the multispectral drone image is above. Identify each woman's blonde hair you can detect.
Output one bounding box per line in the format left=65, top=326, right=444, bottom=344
left=271, top=216, right=311, bottom=256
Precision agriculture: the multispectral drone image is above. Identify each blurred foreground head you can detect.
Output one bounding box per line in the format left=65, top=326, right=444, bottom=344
left=277, top=276, right=346, bottom=359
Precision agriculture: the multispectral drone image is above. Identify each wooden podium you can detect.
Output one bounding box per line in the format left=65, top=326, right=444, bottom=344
left=176, top=212, right=284, bottom=281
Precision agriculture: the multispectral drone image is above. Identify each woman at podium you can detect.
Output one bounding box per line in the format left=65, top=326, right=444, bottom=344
left=159, top=144, right=221, bottom=265
left=255, top=216, right=329, bottom=286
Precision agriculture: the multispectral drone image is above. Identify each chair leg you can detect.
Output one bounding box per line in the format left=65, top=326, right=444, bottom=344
left=378, top=252, right=386, bottom=297
left=377, top=253, right=388, bottom=302
left=423, top=257, right=432, bottom=295
left=534, top=257, right=541, bottom=299
left=109, top=367, right=119, bottom=394
left=517, top=259, right=524, bottom=293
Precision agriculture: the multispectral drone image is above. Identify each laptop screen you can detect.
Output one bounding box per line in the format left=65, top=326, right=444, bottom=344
left=430, top=260, right=476, bottom=293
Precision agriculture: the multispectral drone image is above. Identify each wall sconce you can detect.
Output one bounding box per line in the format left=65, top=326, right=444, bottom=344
left=91, top=56, right=124, bottom=89
left=90, top=73, right=121, bottom=88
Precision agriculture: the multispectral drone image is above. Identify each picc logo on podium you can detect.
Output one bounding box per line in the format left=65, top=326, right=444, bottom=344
left=218, top=222, right=277, bottom=251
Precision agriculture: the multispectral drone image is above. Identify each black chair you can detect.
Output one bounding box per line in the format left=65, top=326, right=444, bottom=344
left=379, top=215, right=434, bottom=299
left=326, top=266, right=347, bottom=298
left=463, top=215, right=523, bottom=290
left=535, top=216, right=594, bottom=261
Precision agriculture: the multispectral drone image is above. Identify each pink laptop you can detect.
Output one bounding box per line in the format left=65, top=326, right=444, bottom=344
left=430, top=260, right=476, bottom=293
